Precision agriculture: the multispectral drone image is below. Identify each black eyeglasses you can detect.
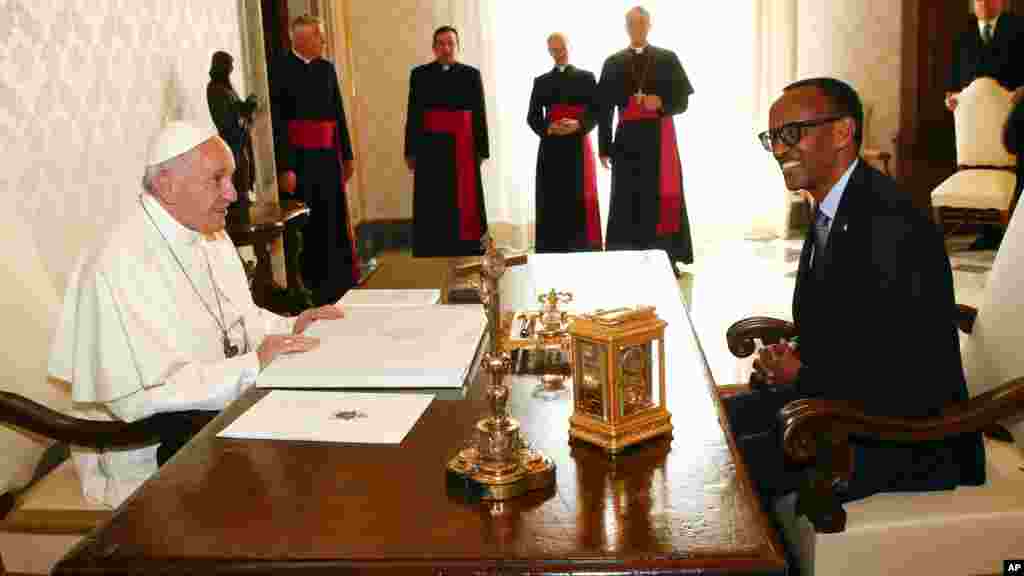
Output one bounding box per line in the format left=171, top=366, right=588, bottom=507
left=757, top=116, right=847, bottom=152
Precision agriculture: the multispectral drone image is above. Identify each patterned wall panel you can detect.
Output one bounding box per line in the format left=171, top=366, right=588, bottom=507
left=0, top=0, right=242, bottom=294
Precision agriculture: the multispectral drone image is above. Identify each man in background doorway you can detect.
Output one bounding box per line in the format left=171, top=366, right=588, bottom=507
left=946, top=0, right=1024, bottom=250
left=527, top=33, right=602, bottom=253
left=405, top=26, right=490, bottom=257
left=597, top=6, right=695, bottom=274
left=270, top=14, right=358, bottom=306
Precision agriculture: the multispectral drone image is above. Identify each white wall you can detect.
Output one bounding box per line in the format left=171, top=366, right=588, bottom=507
left=345, top=1, right=436, bottom=223
left=0, top=0, right=242, bottom=295
left=797, top=0, right=902, bottom=166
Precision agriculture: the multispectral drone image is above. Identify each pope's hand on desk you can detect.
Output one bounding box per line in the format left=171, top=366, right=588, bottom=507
left=753, top=341, right=801, bottom=387
left=643, top=94, right=662, bottom=111
left=293, top=305, right=345, bottom=334
left=258, top=334, right=320, bottom=370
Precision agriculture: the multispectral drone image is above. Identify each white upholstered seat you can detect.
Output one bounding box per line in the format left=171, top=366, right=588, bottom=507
left=932, top=77, right=1018, bottom=226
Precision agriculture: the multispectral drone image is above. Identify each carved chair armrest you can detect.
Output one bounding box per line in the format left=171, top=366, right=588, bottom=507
left=957, top=304, right=978, bottom=334
left=778, top=376, right=1024, bottom=534
left=0, top=391, right=165, bottom=450
left=726, top=317, right=797, bottom=358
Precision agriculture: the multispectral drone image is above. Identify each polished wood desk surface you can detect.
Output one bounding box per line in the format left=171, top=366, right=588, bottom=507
left=56, top=252, right=786, bottom=575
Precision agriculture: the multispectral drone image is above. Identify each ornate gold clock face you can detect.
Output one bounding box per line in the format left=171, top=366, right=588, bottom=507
left=618, top=344, right=653, bottom=417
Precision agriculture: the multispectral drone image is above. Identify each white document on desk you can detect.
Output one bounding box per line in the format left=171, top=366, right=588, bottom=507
left=338, top=288, right=441, bottom=308
left=217, top=390, right=434, bottom=444
left=255, top=305, right=486, bottom=389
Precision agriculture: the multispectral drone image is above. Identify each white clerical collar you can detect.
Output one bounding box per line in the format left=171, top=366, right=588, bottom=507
left=556, top=64, right=568, bottom=73
left=979, top=13, right=1001, bottom=36
left=439, top=61, right=453, bottom=71
left=141, top=193, right=202, bottom=246
left=293, top=49, right=313, bottom=65
left=631, top=44, right=648, bottom=54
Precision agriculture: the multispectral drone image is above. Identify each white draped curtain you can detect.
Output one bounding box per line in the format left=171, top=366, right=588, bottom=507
left=444, top=0, right=799, bottom=254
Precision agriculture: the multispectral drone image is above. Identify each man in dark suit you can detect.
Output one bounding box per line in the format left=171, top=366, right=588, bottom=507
left=728, top=78, right=985, bottom=507
left=527, top=33, right=602, bottom=253
left=946, top=0, right=1024, bottom=249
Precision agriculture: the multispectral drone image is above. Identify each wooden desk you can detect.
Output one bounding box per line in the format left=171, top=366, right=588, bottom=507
left=55, top=252, right=786, bottom=575
left=226, top=200, right=309, bottom=310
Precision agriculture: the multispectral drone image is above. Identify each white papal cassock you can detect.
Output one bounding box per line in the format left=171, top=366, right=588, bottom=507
left=49, top=193, right=295, bottom=508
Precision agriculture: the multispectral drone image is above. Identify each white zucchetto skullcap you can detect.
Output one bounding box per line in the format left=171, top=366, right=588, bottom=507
left=146, top=121, right=217, bottom=166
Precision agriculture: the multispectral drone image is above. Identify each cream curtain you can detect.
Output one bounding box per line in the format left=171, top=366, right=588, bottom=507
left=314, top=0, right=365, bottom=229
left=481, top=0, right=798, bottom=254
left=306, top=0, right=799, bottom=255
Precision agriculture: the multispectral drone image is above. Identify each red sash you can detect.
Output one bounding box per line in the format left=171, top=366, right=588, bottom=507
left=287, top=120, right=360, bottom=285
left=548, top=104, right=602, bottom=248
left=287, top=120, right=336, bottom=149
left=423, top=109, right=482, bottom=242
left=618, top=96, right=683, bottom=236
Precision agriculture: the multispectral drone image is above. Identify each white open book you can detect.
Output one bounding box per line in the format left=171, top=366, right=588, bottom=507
left=338, top=288, right=441, bottom=308
left=256, top=305, right=486, bottom=389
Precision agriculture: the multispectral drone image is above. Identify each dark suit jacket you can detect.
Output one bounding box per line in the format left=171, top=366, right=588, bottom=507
left=526, top=65, right=598, bottom=138
left=793, top=160, right=985, bottom=499
left=950, top=13, right=1024, bottom=92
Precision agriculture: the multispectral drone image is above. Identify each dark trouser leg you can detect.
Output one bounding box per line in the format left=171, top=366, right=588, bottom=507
left=723, top=387, right=807, bottom=504
left=153, top=411, right=220, bottom=466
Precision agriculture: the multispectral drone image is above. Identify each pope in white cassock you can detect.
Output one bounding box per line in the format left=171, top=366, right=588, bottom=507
left=48, top=122, right=343, bottom=508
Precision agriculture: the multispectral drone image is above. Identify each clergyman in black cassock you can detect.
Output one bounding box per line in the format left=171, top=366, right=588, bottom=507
left=598, top=7, right=695, bottom=266
left=270, top=15, right=358, bottom=307
left=528, top=33, right=603, bottom=253
left=405, top=26, right=489, bottom=257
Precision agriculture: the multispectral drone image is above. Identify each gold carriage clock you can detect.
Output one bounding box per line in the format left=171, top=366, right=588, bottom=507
left=568, top=306, right=672, bottom=454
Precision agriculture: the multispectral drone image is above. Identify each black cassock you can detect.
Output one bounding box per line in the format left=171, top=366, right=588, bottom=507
left=270, top=51, right=357, bottom=306
left=527, top=65, right=603, bottom=253
left=405, top=61, right=489, bottom=257
left=598, top=45, right=694, bottom=264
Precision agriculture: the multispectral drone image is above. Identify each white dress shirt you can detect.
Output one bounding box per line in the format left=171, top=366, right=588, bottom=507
left=49, top=194, right=295, bottom=507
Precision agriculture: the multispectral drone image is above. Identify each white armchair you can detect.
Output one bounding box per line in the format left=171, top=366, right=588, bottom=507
left=0, top=212, right=111, bottom=574
left=932, top=77, right=1018, bottom=235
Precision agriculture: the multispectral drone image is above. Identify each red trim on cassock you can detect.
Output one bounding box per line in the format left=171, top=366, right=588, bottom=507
left=423, top=109, right=482, bottom=242
left=619, top=96, right=683, bottom=235
left=549, top=104, right=602, bottom=248
left=288, top=120, right=360, bottom=285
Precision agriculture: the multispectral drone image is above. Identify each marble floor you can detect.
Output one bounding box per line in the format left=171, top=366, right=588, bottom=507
left=677, top=236, right=996, bottom=386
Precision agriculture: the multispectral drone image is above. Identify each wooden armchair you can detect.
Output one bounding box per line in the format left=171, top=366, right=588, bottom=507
left=725, top=210, right=1024, bottom=574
